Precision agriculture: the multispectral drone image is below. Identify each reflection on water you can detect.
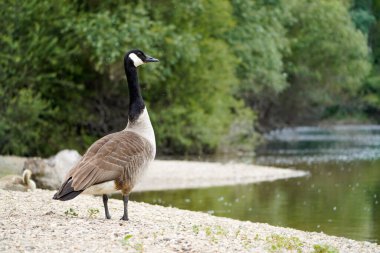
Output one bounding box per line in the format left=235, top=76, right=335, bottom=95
left=257, top=125, right=380, bottom=164
left=131, top=125, right=380, bottom=243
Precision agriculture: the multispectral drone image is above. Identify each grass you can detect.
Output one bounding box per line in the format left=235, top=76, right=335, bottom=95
left=214, top=225, right=227, bottom=236
left=266, top=234, right=303, bottom=253
left=240, top=234, right=252, bottom=249
left=192, top=224, right=260, bottom=249
left=235, top=228, right=241, bottom=238
left=204, top=226, right=217, bottom=243
left=191, top=224, right=229, bottom=244
left=192, top=225, right=200, bottom=235
left=119, top=224, right=339, bottom=253
left=123, top=234, right=133, bottom=242
left=64, top=208, right=78, bottom=217
left=87, top=208, right=100, bottom=218
left=133, top=243, right=144, bottom=253
left=122, top=234, right=144, bottom=253
left=312, top=244, right=339, bottom=253
left=152, top=231, right=158, bottom=240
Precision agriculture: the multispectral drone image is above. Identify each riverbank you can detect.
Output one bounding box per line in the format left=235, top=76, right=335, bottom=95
left=135, top=160, right=308, bottom=191
left=1, top=189, right=378, bottom=252
left=0, top=155, right=308, bottom=191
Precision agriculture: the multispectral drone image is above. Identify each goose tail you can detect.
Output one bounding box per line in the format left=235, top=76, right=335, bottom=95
left=53, top=178, right=83, bottom=201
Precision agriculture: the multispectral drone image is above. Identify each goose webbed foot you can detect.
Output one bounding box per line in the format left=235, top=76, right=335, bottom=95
left=102, top=194, right=111, bottom=219
left=120, top=215, right=129, bottom=221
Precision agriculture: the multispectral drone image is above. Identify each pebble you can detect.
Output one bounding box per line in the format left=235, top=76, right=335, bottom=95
left=0, top=189, right=379, bottom=253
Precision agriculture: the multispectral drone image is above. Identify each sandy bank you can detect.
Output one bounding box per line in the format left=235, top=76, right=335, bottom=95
left=1, top=189, right=378, bottom=253
left=0, top=155, right=308, bottom=191
left=135, top=160, right=308, bottom=191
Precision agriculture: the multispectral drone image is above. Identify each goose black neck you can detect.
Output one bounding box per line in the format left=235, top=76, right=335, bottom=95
left=124, top=59, right=145, bottom=123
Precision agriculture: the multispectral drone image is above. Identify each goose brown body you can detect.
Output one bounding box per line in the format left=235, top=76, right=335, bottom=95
left=53, top=49, right=159, bottom=220
left=66, top=130, right=154, bottom=195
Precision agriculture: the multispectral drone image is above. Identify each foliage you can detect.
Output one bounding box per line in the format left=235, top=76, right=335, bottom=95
left=227, top=0, right=371, bottom=128
left=287, top=1, right=370, bottom=93
left=227, top=0, right=290, bottom=96
left=349, top=0, right=375, bottom=35
left=0, top=0, right=253, bottom=155
left=142, top=0, right=254, bottom=154
left=0, top=0, right=91, bottom=155
left=0, top=0, right=377, bottom=156
left=313, top=244, right=339, bottom=253
left=260, top=0, right=371, bottom=127
left=350, top=0, right=380, bottom=121
left=266, top=234, right=303, bottom=253
left=0, top=89, right=53, bottom=155
left=87, top=208, right=100, bottom=218
left=123, top=234, right=133, bottom=242
left=64, top=208, right=78, bottom=217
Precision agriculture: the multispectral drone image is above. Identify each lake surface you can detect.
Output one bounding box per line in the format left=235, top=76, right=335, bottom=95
left=131, top=125, right=380, bottom=243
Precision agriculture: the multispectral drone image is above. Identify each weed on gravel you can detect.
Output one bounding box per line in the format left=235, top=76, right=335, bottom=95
left=64, top=208, right=78, bottom=217
left=266, top=234, right=303, bottom=253
left=87, top=208, right=99, bottom=218
left=313, top=244, right=339, bottom=253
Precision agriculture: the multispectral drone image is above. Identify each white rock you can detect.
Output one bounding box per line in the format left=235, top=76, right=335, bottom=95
left=47, top=149, right=81, bottom=182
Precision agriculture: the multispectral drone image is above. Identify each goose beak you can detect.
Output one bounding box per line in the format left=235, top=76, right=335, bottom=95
left=144, top=55, right=159, bottom=63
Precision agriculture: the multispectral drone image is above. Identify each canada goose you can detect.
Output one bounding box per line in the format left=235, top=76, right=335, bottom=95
left=0, top=169, right=36, bottom=191
left=53, top=49, right=159, bottom=220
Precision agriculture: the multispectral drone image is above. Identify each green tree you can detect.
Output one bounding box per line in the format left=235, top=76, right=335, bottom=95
left=350, top=4, right=376, bottom=35
left=0, top=0, right=256, bottom=156
left=263, top=0, right=371, bottom=126
left=142, top=0, right=256, bottom=154
left=227, top=0, right=290, bottom=128
left=350, top=0, right=380, bottom=120
left=0, top=0, right=88, bottom=155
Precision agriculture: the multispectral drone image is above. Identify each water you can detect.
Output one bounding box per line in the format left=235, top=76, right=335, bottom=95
left=131, top=125, right=380, bottom=243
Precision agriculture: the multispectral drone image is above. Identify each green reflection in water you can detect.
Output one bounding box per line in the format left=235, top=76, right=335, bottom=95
left=130, top=159, right=380, bottom=243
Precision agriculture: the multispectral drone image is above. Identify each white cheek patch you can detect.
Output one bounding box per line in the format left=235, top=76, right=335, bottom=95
left=129, top=53, right=144, bottom=67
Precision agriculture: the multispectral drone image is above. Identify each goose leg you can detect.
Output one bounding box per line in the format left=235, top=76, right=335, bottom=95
left=102, top=194, right=111, bottom=219
left=120, top=195, right=129, bottom=221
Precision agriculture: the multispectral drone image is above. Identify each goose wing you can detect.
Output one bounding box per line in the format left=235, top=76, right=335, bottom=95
left=61, top=130, right=153, bottom=192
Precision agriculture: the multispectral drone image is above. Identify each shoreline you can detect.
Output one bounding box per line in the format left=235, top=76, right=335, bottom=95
left=0, top=155, right=308, bottom=192
left=1, top=189, right=378, bottom=252
left=135, top=160, right=308, bottom=192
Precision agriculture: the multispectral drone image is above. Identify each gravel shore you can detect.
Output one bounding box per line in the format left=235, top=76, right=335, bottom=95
left=0, top=155, right=308, bottom=192
left=1, top=189, right=378, bottom=253
left=135, top=160, right=308, bottom=191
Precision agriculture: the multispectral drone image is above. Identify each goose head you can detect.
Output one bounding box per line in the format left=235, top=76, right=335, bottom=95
left=125, top=49, right=159, bottom=68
